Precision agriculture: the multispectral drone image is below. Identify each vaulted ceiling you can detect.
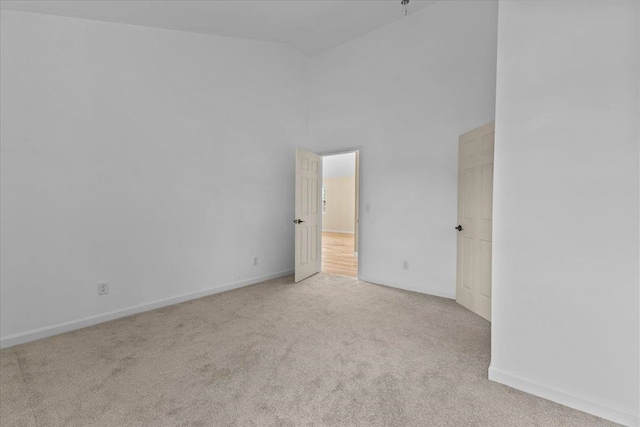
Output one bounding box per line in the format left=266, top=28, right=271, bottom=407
left=0, top=0, right=439, bottom=57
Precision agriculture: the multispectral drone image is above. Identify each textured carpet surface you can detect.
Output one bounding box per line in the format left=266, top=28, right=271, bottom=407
left=0, top=274, right=619, bottom=426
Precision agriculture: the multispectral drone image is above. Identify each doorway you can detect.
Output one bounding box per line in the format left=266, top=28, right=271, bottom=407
left=321, top=151, right=359, bottom=278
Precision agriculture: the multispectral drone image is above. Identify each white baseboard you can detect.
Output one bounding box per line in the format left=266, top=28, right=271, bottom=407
left=488, top=365, right=639, bottom=427
left=0, top=269, right=294, bottom=349
left=358, top=275, right=455, bottom=300
left=322, top=229, right=355, bottom=234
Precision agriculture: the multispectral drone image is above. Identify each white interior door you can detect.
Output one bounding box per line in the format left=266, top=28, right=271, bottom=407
left=456, top=122, right=495, bottom=321
left=295, top=148, right=322, bottom=282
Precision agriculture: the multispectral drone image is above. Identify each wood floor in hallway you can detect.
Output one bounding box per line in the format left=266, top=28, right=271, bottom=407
left=322, top=231, right=358, bottom=277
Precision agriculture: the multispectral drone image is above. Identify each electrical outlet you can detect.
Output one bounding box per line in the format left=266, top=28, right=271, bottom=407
left=98, top=282, right=109, bottom=295
left=253, top=256, right=259, bottom=266
left=402, top=261, right=409, bottom=270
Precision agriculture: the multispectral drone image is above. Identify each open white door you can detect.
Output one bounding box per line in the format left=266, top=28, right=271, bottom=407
left=294, top=148, right=322, bottom=282
left=456, top=122, right=494, bottom=321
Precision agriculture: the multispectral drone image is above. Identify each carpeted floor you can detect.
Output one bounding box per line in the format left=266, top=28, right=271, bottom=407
left=0, top=274, right=619, bottom=426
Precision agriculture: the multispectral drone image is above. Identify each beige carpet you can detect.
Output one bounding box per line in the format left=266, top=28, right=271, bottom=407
left=0, top=274, right=618, bottom=426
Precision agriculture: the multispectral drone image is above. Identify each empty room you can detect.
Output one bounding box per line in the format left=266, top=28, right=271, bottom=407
left=0, top=1, right=638, bottom=426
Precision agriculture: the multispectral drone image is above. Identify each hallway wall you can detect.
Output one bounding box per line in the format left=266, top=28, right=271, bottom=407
left=322, top=176, right=356, bottom=234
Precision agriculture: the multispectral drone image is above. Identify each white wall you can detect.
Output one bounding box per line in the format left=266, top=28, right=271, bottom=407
left=308, top=0, right=498, bottom=298
left=322, top=176, right=356, bottom=234
left=490, top=1, right=639, bottom=425
left=0, top=10, right=307, bottom=344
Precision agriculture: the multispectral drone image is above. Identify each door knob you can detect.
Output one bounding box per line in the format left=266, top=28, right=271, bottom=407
left=455, top=225, right=463, bottom=231
left=294, top=219, right=306, bottom=224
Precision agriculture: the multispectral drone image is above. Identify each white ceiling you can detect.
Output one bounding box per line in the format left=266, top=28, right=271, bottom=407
left=0, top=0, right=438, bottom=57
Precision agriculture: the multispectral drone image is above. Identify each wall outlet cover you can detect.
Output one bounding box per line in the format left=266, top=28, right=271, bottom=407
left=98, top=282, right=109, bottom=295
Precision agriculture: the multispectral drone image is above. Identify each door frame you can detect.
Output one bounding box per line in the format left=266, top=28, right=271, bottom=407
left=317, top=146, right=363, bottom=279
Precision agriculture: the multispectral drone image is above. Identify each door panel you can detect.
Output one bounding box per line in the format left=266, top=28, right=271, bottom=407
left=295, top=148, right=322, bottom=282
left=481, top=165, right=493, bottom=220
left=299, top=227, right=308, bottom=265
left=456, top=122, right=495, bottom=321
left=462, top=237, right=474, bottom=290
left=479, top=240, right=492, bottom=298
